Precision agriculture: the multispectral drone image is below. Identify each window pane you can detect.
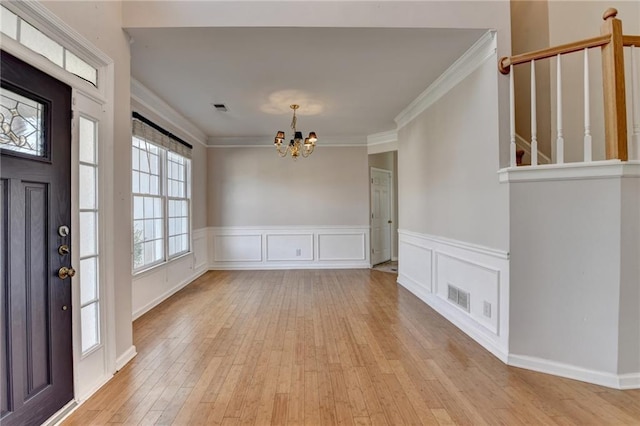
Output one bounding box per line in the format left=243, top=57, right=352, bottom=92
left=133, top=241, right=144, bottom=269
left=140, top=173, right=149, bottom=193
left=0, top=87, right=45, bottom=157
left=20, top=21, right=64, bottom=67
left=79, top=164, right=96, bottom=209
left=150, top=175, right=159, bottom=195
left=1, top=6, right=18, bottom=39
left=80, top=257, right=97, bottom=305
left=133, top=196, right=143, bottom=220
left=80, top=211, right=97, bottom=257
left=81, top=303, right=99, bottom=353
left=132, top=146, right=140, bottom=171
left=65, top=49, right=97, bottom=86
left=79, top=116, right=96, bottom=163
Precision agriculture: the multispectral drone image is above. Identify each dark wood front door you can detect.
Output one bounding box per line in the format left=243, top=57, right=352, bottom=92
left=1, top=50, right=74, bottom=425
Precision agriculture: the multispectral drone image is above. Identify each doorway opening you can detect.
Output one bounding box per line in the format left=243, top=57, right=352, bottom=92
left=369, top=151, right=398, bottom=268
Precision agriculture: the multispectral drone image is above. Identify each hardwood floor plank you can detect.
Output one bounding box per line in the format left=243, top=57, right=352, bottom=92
left=61, top=270, right=640, bottom=426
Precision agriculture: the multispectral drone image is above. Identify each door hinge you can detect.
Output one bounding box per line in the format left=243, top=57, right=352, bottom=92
left=371, top=178, right=373, bottom=183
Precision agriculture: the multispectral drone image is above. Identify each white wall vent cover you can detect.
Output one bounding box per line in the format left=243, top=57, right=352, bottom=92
left=447, top=283, right=470, bottom=312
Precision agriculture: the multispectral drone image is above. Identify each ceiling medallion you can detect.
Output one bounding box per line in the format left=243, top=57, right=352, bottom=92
left=274, top=104, right=317, bottom=159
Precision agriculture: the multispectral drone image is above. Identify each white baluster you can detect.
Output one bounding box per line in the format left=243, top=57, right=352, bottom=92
left=584, top=48, right=592, bottom=162
left=631, top=46, right=640, bottom=160
left=510, top=70, right=516, bottom=167
left=531, top=59, right=538, bottom=166
left=556, top=54, right=564, bottom=164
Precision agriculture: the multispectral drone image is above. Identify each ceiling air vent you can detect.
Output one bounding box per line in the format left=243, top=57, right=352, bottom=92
left=447, top=284, right=470, bottom=312
left=212, top=103, right=228, bottom=112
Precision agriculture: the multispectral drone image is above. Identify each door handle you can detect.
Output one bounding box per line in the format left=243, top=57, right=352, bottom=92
left=388, top=220, right=392, bottom=224
left=58, top=266, right=76, bottom=280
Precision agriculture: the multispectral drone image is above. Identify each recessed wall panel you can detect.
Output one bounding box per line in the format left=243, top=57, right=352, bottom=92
left=317, top=233, right=365, bottom=261
left=266, top=234, right=313, bottom=261
left=213, top=234, right=262, bottom=262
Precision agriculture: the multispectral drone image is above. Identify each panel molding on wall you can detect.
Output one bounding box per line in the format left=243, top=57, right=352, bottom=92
left=209, top=226, right=370, bottom=270
left=397, top=229, right=510, bottom=362
left=132, top=227, right=209, bottom=320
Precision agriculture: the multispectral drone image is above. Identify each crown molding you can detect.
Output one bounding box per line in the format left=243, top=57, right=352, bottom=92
left=394, top=30, right=497, bottom=129
left=367, top=129, right=398, bottom=146
left=130, top=78, right=208, bottom=147
left=208, top=144, right=366, bottom=149
left=207, top=135, right=367, bottom=147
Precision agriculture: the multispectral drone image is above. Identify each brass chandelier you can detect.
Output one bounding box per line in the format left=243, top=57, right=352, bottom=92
left=274, top=104, right=317, bottom=159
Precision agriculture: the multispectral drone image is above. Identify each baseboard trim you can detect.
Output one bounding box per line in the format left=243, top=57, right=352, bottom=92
left=618, top=373, right=640, bottom=390
left=398, top=274, right=508, bottom=363
left=508, top=354, right=640, bottom=390
left=115, top=345, right=137, bottom=371
left=210, top=262, right=370, bottom=271
left=76, top=374, right=113, bottom=403
left=132, top=267, right=208, bottom=320
left=43, top=400, right=77, bottom=426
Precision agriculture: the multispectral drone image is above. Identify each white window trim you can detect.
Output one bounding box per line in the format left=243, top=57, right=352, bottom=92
left=131, top=135, right=192, bottom=275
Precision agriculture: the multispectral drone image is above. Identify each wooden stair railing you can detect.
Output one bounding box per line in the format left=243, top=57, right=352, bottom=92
left=499, top=8, right=640, bottom=167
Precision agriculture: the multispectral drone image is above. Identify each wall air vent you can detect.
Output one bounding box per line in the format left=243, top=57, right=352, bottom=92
left=212, top=103, right=228, bottom=112
left=447, top=284, right=470, bottom=312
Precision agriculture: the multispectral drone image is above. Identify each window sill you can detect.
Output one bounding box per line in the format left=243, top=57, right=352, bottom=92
left=132, top=251, right=192, bottom=278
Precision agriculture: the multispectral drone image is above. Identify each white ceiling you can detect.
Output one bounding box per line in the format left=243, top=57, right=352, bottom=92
left=128, top=27, right=486, bottom=145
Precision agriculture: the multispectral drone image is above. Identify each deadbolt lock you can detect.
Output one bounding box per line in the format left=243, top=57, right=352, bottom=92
left=58, top=245, right=70, bottom=255
left=58, top=266, right=76, bottom=280
left=58, top=225, right=70, bottom=237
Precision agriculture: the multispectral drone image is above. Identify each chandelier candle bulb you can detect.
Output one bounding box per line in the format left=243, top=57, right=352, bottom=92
left=274, top=104, right=318, bottom=159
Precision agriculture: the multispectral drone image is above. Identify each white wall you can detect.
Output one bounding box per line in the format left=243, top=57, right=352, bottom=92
left=206, top=145, right=371, bottom=270
left=618, top=177, right=640, bottom=376
left=398, top=58, right=509, bottom=251
left=42, top=0, right=135, bottom=364
left=395, top=33, right=512, bottom=360
left=207, top=146, right=369, bottom=227
left=509, top=178, right=621, bottom=374
left=507, top=170, right=640, bottom=388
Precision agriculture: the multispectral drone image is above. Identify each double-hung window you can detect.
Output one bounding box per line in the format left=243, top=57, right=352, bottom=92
left=132, top=114, right=192, bottom=272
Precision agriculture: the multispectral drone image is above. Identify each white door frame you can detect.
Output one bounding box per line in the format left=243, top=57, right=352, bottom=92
left=370, top=167, right=393, bottom=266
left=1, top=0, right=117, bottom=415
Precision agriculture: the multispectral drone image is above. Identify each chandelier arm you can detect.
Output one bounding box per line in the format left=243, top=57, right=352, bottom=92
left=301, top=145, right=315, bottom=157
left=275, top=144, right=290, bottom=157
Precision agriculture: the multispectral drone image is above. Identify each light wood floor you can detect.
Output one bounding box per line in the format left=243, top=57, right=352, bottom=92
left=63, top=269, right=640, bottom=425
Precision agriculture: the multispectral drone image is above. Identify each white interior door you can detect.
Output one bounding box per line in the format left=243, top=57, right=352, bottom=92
left=370, top=168, right=392, bottom=266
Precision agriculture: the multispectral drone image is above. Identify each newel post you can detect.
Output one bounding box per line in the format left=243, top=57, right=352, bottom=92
left=601, top=8, right=628, bottom=160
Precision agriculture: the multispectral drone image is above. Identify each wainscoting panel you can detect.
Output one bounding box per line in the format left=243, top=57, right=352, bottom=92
left=317, top=233, right=366, bottom=261
left=397, top=239, right=432, bottom=300
left=209, top=226, right=370, bottom=269
left=213, top=234, right=262, bottom=262
left=434, top=252, right=500, bottom=335
left=266, top=233, right=314, bottom=261
left=397, top=229, right=509, bottom=361
left=132, top=227, right=209, bottom=320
